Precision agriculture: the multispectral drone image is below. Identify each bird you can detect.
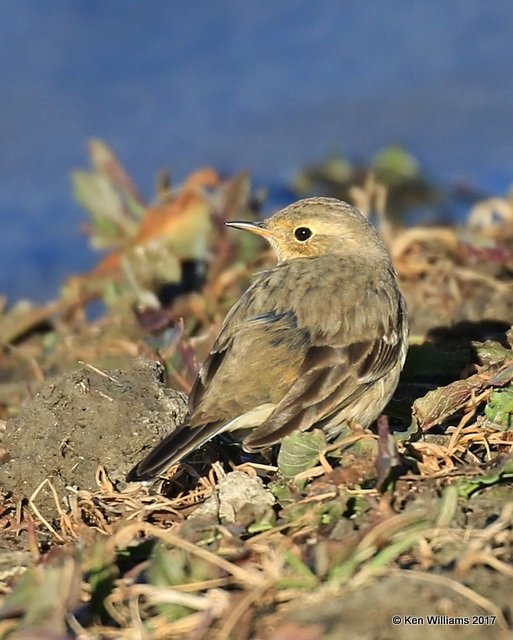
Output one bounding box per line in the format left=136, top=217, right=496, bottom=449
left=127, top=197, right=409, bottom=481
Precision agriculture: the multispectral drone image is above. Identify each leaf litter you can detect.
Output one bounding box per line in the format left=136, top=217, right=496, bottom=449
left=0, top=142, right=513, bottom=638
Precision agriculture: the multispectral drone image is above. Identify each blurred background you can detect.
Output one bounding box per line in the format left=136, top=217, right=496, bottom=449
left=2, top=1, right=513, bottom=302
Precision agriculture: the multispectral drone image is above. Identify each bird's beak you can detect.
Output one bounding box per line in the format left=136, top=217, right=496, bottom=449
left=225, top=220, right=273, bottom=238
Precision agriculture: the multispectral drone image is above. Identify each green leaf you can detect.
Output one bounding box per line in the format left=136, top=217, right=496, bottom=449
left=147, top=544, right=218, bottom=622
left=86, top=540, right=118, bottom=623
left=412, top=374, right=486, bottom=431
left=148, top=544, right=217, bottom=588
left=489, top=363, right=513, bottom=386
left=474, top=340, right=513, bottom=367
left=0, top=550, right=81, bottom=633
left=372, top=145, right=420, bottom=182
left=270, top=481, right=294, bottom=504
left=435, top=485, right=459, bottom=527
left=457, top=460, right=513, bottom=498
left=275, top=550, right=317, bottom=589
left=485, top=386, right=513, bottom=429
left=277, top=429, right=326, bottom=478
left=72, top=171, right=137, bottom=247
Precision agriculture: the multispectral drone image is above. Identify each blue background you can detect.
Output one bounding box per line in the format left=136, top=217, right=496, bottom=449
left=2, top=1, right=513, bottom=301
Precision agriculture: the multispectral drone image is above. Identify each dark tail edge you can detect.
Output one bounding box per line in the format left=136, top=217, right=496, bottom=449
left=126, top=422, right=223, bottom=482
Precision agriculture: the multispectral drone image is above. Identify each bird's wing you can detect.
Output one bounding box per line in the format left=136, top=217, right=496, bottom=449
left=188, top=306, right=310, bottom=426
left=242, top=270, right=407, bottom=449
left=127, top=258, right=407, bottom=481
left=127, top=273, right=311, bottom=481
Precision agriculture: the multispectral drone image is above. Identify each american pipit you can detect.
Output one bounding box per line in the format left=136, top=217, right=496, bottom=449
left=127, top=197, right=408, bottom=481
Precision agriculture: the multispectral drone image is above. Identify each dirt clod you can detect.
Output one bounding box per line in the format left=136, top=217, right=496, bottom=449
left=0, top=358, right=187, bottom=514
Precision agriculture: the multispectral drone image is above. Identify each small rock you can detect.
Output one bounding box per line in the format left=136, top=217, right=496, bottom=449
left=192, top=470, right=275, bottom=523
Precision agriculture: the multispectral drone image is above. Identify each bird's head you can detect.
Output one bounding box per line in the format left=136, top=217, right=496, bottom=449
left=226, top=197, right=386, bottom=263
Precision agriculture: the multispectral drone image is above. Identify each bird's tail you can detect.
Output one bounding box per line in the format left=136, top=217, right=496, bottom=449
left=126, top=421, right=224, bottom=482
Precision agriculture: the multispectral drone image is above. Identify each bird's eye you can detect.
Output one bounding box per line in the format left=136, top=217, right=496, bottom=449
left=294, top=227, right=312, bottom=242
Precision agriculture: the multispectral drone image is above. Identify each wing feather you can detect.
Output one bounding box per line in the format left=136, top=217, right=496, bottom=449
left=243, top=276, right=407, bottom=449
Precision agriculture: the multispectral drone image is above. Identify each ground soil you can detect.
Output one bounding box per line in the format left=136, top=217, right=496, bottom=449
left=0, top=358, right=187, bottom=517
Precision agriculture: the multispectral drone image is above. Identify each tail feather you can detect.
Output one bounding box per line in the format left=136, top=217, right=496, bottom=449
left=126, top=422, right=224, bottom=481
